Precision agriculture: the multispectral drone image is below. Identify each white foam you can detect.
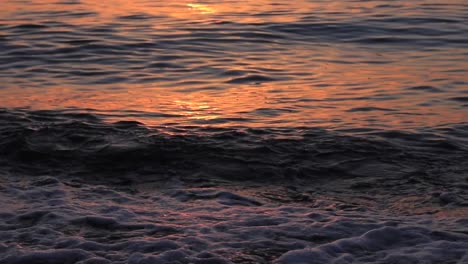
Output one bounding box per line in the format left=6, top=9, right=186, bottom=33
left=0, top=176, right=467, bottom=263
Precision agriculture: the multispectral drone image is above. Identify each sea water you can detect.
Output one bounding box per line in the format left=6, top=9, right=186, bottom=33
left=0, top=1, right=467, bottom=263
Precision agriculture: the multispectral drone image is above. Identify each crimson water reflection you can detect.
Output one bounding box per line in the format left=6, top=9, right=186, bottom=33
left=0, top=0, right=466, bottom=129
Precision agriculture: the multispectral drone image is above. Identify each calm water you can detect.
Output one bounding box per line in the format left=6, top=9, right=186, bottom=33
left=1, top=2, right=468, bottom=263
left=0, top=0, right=467, bottom=130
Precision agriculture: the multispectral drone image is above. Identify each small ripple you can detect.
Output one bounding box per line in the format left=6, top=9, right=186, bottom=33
left=227, top=75, right=276, bottom=84
left=449, top=97, right=468, bottom=102
left=61, top=39, right=99, bottom=45
left=346, top=107, right=396, bottom=112
left=406, top=86, right=443, bottom=93
left=118, top=14, right=156, bottom=21
left=10, top=24, right=49, bottom=30
left=146, top=62, right=183, bottom=69
left=250, top=108, right=298, bottom=117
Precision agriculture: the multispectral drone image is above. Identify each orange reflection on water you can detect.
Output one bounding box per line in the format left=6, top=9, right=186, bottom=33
left=0, top=0, right=466, bottom=130
left=2, top=0, right=467, bottom=24
left=0, top=73, right=465, bottom=130
left=1, top=0, right=390, bottom=25
left=174, top=100, right=220, bottom=121
left=187, top=3, right=216, bottom=15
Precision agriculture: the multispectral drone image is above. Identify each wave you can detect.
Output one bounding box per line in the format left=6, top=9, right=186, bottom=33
left=1, top=108, right=467, bottom=263
left=1, top=109, right=466, bottom=189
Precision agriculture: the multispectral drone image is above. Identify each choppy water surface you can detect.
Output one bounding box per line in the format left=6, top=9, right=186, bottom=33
left=1, top=0, right=467, bottom=129
left=1, top=1, right=468, bottom=263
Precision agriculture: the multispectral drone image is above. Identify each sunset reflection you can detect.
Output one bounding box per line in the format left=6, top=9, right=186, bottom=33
left=174, top=100, right=219, bottom=121
left=187, top=3, right=216, bottom=14
left=0, top=0, right=466, bottom=130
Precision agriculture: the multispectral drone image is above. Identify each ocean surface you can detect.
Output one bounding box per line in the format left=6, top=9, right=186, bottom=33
left=0, top=0, right=467, bottom=263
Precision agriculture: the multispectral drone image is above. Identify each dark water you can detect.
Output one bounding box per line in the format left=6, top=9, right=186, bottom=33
left=1, top=108, right=467, bottom=184
left=0, top=1, right=467, bottom=263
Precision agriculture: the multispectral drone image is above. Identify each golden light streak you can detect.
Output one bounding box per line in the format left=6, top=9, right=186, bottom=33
left=187, top=3, right=216, bottom=14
